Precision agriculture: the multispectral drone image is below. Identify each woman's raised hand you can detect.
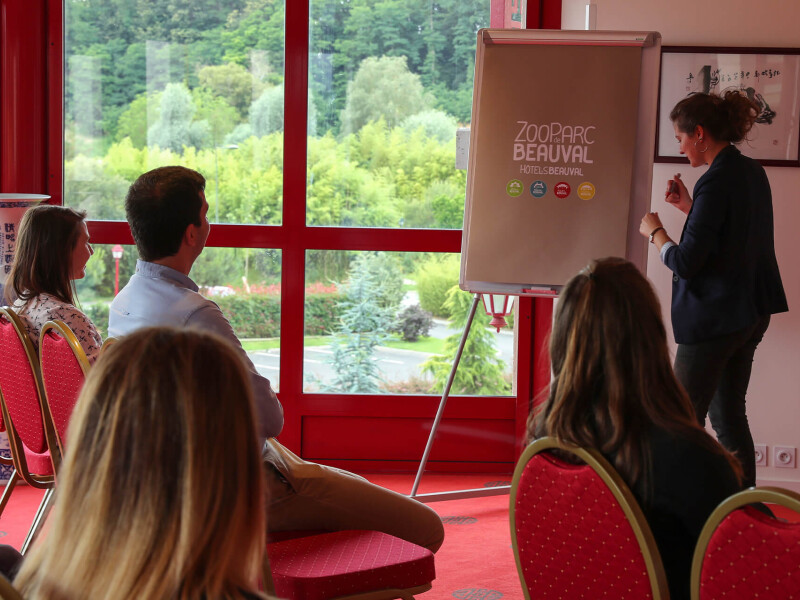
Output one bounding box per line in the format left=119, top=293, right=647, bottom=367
left=665, top=173, right=692, bottom=214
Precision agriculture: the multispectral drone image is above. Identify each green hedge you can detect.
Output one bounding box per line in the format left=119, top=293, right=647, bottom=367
left=215, top=292, right=342, bottom=339
left=86, top=291, right=342, bottom=341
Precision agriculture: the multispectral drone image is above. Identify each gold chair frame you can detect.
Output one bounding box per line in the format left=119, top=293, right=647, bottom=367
left=690, top=486, right=800, bottom=600
left=99, top=336, right=117, bottom=356
left=510, top=436, right=669, bottom=600
left=39, top=319, right=91, bottom=454
left=0, top=307, right=61, bottom=553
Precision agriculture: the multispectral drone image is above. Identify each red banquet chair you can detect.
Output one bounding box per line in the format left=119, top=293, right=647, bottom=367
left=39, top=320, right=91, bottom=453
left=0, top=308, right=60, bottom=553
left=510, top=436, right=669, bottom=600
left=691, top=486, right=800, bottom=600
left=263, top=529, right=436, bottom=600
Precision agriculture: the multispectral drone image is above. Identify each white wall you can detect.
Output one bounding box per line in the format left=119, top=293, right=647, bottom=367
left=563, top=0, right=800, bottom=490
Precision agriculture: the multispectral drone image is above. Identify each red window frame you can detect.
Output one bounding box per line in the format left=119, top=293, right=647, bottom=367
left=1, top=0, right=559, bottom=469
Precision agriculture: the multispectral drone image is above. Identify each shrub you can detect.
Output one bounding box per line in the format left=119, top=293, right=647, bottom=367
left=422, top=285, right=510, bottom=396
left=214, top=294, right=281, bottom=338
left=92, top=288, right=342, bottom=342
left=215, top=290, right=342, bottom=339
left=415, top=255, right=461, bottom=318
left=394, top=304, right=433, bottom=342
left=84, top=303, right=110, bottom=338
left=380, top=375, right=436, bottom=394
left=305, top=293, right=342, bottom=335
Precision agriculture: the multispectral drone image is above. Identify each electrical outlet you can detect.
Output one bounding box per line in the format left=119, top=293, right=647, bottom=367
left=774, top=446, right=796, bottom=469
left=754, top=444, right=768, bottom=466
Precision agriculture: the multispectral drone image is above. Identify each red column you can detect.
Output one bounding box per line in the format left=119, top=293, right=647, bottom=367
left=0, top=0, right=49, bottom=195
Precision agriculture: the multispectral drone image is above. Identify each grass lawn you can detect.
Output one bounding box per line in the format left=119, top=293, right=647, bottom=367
left=241, top=334, right=445, bottom=354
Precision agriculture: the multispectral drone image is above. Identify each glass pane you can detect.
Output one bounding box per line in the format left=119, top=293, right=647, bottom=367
left=307, top=1, right=490, bottom=228
left=303, top=250, right=513, bottom=395
left=64, top=1, right=285, bottom=225
left=76, top=245, right=281, bottom=392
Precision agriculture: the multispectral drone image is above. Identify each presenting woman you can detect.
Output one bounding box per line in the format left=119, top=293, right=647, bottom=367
left=531, top=257, right=741, bottom=600
left=640, top=91, right=787, bottom=488
left=4, top=205, right=102, bottom=363
left=15, top=327, right=270, bottom=600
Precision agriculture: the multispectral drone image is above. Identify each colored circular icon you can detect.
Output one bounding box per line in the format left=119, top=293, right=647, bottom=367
left=554, top=182, right=571, bottom=199
left=577, top=182, right=596, bottom=200
left=530, top=180, right=547, bottom=198
left=506, top=179, right=523, bottom=197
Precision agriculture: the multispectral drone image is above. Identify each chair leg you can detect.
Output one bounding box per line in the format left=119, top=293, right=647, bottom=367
left=21, top=487, right=54, bottom=555
left=0, top=470, right=19, bottom=519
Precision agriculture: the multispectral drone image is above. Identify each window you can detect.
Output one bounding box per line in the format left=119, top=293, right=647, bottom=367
left=42, top=0, right=534, bottom=464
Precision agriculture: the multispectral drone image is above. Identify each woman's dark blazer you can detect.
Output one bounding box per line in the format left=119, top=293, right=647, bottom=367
left=663, top=145, right=787, bottom=344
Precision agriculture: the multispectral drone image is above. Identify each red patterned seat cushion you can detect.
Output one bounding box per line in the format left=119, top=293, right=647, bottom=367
left=268, top=529, right=435, bottom=600
left=514, top=452, right=653, bottom=599
left=700, top=505, right=800, bottom=598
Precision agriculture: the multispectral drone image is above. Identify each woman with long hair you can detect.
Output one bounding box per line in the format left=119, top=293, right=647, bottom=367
left=531, top=257, right=741, bottom=600
left=640, top=91, right=787, bottom=488
left=5, top=204, right=102, bottom=362
left=15, top=327, right=269, bottom=600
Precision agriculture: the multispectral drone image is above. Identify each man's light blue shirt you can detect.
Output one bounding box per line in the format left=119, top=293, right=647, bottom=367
left=109, top=260, right=284, bottom=441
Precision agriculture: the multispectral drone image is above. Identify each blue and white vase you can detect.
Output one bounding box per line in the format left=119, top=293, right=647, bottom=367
left=0, top=433, right=13, bottom=484
left=0, top=193, right=49, bottom=302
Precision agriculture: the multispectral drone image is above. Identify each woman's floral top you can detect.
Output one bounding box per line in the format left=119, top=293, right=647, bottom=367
left=12, top=293, right=102, bottom=364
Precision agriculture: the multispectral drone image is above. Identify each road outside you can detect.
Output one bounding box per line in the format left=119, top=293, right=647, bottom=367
left=246, top=318, right=514, bottom=392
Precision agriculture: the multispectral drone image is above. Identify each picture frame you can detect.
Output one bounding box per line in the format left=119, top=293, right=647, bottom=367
left=656, top=46, right=800, bottom=166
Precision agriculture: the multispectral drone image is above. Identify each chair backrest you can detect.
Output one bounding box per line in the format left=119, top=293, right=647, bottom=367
left=691, top=486, right=800, bottom=600
left=0, top=308, right=59, bottom=480
left=40, top=320, right=90, bottom=452
left=510, top=437, right=668, bottom=600
left=99, top=336, right=117, bottom=356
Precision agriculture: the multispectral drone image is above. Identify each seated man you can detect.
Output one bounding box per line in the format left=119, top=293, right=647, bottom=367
left=109, top=166, right=444, bottom=553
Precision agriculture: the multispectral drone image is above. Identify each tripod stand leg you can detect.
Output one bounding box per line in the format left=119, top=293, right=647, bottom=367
left=410, top=294, right=481, bottom=498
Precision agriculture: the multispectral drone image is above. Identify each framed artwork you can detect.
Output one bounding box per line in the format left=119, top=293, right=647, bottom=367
left=656, top=46, right=800, bottom=166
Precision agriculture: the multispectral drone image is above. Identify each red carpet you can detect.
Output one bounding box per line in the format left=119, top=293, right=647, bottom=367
left=0, top=485, right=47, bottom=550
left=2, top=476, right=798, bottom=600
left=367, top=473, right=522, bottom=600
left=0, top=475, right=523, bottom=600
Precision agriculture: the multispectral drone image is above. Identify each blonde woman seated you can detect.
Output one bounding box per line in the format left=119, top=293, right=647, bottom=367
left=5, top=205, right=102, bottom=362
left=15, top=327, right=269, bottom=600
left=529, top=257, right=741, bottom=600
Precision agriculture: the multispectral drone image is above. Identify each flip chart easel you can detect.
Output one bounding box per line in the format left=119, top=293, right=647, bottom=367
left=410, top=28, right=661, bottom=502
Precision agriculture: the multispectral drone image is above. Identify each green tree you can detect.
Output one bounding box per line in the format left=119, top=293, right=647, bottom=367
left=221, top=0, right=285, bottom=72
left=401, top=109, right=457, bottom=143
left=422, top=285, right=510, bottom=395
left=148, top=83, right=208, bottom=152
left=115, top=92, right=159, bottom=148
left=197, top=62, right=261, bottom=119
left=193, top=88, right=239, bottom=147
left=323, top=254, right=397, bottom=393
left=339, top=56, right=428, bottom=135
left=250, top=85, right=284, bottom=136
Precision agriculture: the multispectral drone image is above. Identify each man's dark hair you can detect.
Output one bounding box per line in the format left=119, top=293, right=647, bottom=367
left=125, top=166, right=206, bottom=261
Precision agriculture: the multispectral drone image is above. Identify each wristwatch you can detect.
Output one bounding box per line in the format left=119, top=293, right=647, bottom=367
left=649, top=226, right=664, bottom=244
